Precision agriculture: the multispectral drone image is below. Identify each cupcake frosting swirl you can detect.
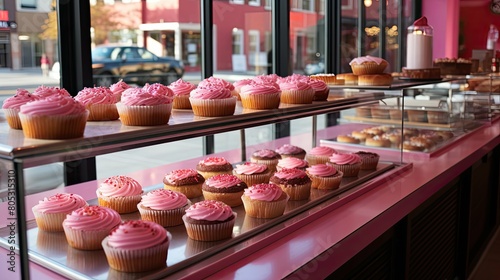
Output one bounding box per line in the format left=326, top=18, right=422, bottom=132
left=165, top=169, right=200, bottom=182
left=142, top=83, right=174, bottom=99
left=279, top=80, right=313, bottom=91
left=329, top=153, right=362, bottom=165
left=205, top=174, right=243, bottom=188
left=349, top=55, right=387, bottom=65
left=20, top=95, right=86, bottom=115
left=167, top=79, right=197, bottom=96
left=233, top=79, right=254, bottom=91
left=75, top=86, right=116, bottom=105
left=2, top=89, right=38, bottom=109
left=234, top=162, right=268, bottom=175
left=199, top=157, right=230, bottom=166
left=63, top=205, right=121, bottom=230
left=277, top=157, right=308, bottom=169
left=35, top=193, right=87, bottom=214
left=273, top=168, right=308, bottom=180
left=307, top=79, right=328, bottom=91
left=107, top=220, right=168, bottom=250
left=189, top=85, right=232, bottom=99
left=140, top=189, right=188, bottom=210
left=308, top=146, right=336, bottom=156
left=32, top=86, right=71, bottom=99
left=198, top=76, right=235, bottom=91
left=109, top=79, right=130, bottom=95
left=120, top=87, right=172, bottom=106
left=240, top=83, right=281, bottom=95
left=244, top=183, right=283, bottom=201
left=98, top=175, right=143, bottom=197
left=185, top=200, right=233, bottom=221
left=306, top=164, right=338, bottom=177
left=276, top=144, right=304, bottom=155
left=252, top=149, right=280, bottom=159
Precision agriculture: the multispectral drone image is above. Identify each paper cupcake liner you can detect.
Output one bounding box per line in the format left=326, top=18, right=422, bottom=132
left=351, top=63, right=387, bottom=75
left=280, top=89, right=315, bottom=104
left=189, top=97, right=237, bottom=117
left=173, top=95, right=192, bottom=109
left=250, top=158, right=279, bottom=173
left=182, top=213, right=236, bottom=242
left=239, top=92, right=281, bottom=110
left=86, top=103, right=119, bottom=121
left=278, top=182, right=311, bottom=201
left=33, top=205, right=88, bottom=232
left=3, top=108, right=22, bottom=129
left=305, top=155, right=330, bottom=166
left=241, top=193, right=289, bottom=218
left=116, top=103, right=172, bottom=126
left=233, top=171, right=273, bottom=187
left=138, top=202, right=190, bottom=227
left=63, top=226, right=114, bottom=250
left=328, top=162, right=361, bottom=177
left=359, top=156, right=380, bottom=170
left=97, top=193, right=142, bottom=214
left=308, top=171, right=343, bottom=190
left=101, top=233, right=171, bottom=273
left=19, top=111, right=89, bottom=139
left=164, top=183, right=203, bottom=199
left=202, top=190, right=244, bottom=207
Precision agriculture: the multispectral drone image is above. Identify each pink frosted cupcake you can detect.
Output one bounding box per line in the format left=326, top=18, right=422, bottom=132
left=189, top=83, right=237, bottom=117
left=232, top=78, right=254, bottom=100
left=63, top=205, right=121, bottom=250
left=305, top=146, right=337, bottom=165
left=275, top=144, right=306, bottom=159
left=96, top=175, right=144, bottom=214
left=167, top=78, right=197, bottom=109
left=198, top=76, right=237, bottom=97
left=195, top=156, right=233, bottom=179
left=250, top=149, right=282, bottom=172
left=349, top=56, right=388, bottom=75
left=327, top=153, right=362, bottom=177
left=19, top=95, right=88, bottom=139
left=109, top=79, right=130, bottom=102
left=102, top=220, right=171, bottom=272
left=75, top=86, right=118, bottom=121
left=276, top=157, right=309, bottom=171
left=278, top=79, right=315, bottom=104
left=182, top=200, right=236, bottom=242
left=270, top=168, right=311, bottom=201
left=201, top=174, right=247, bottom=207
left=138, top=189, right=190, bottom=227
left=32, top=193, right=88, bottom=232
left=32, top=85, right=71, bottom=99
left=232, top=162, right=273, bottom=187
left=116, top=85, right=173, bottom=126
left=307, top=78, right=330, bottom=101
left=355, top=151, right=380, bottom=170
left=306, top=164, right=343, bottom=190
left=2, top=89, right=38, bottom=129
left=163, top=169, right=205, bottom=199
left=241, top=183, right=289, bottom=218
left=239, top=82, right=281, bottom=110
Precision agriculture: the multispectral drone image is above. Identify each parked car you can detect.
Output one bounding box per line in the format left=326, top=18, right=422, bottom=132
left=91, top=45, right=184, bottom=86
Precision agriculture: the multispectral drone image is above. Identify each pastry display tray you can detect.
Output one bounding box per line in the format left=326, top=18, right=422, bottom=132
left=0, top=162, right=403, bottom=280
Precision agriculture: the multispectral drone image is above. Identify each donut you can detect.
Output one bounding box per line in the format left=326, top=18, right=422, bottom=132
left=382, top=133, right=402, bottom=145
left=336, top=135, right=360, bottom=144
left=362, top=127, right=384, bottom=136
left=351, top=131, right=370, bottom=141
left=357, top=74, right=393, bottom=86
left=402, top=141, right=426, bottom=151
left=409, top=136, right=434, bottom=150
left=365, top=135, right=391, bottom=147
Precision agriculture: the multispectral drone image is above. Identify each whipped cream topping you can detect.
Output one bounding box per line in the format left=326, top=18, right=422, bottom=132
left=277, top=157, right=308, bottom=169
left=106, top=220, right=168, bottom=250
left=140, top=189, right=188, bottom=210
left=273, top=168, right=308, bottom=180
left=120, top=87, right=173, bottom=106
left=198, top=157, right=230, bottom=166
left=205, top=174, right=243, bottom=188
left=185, top=200, right=233, bottom=221
left=75, top=86, right=116, bottom=105
left=233, top=162, right=268, bottom=175
left=349, top=55, right=387, bottom=65
left=97, top=175, right=143, bottom=197
left=32, top=86, right=71, bottom=99
left=306, top=164, right=338, bottom=177
left=34, top=193, right=87, bottom=214
left=308, top=146, right=336, bottom=156
left=275, top=144, right=304, bottom=155
left=167, top=79, right=197, bottom=96
left=244, top=183, right=283, bottom=201
left=63, top=205, right=121, bottom=230
left=252, top=149, right=280, bottom=159
left=164, top=169, right=200, bottom=183
left=329, top=153, right=362, bottom=165
left=20, top=95, right=86, bottom=115
left=2, top=89, right=38, bottom=109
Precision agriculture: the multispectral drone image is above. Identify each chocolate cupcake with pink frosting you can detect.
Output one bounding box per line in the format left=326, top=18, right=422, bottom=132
left=232, top=162, right=272, bottom=187
left=189, top=81, right=237, bottom=117
left=96, top=175, right=144, bottom=214
left=306, top=164, right=343, bottom=190
left=305, top=146, right=337, bottom=165
left=250, top=149, right=282, bottom=172
left=102, top=220, right=171, bottom=272
left=307, top=78, right=330, bottom=101
left=138, top=189, right=190, bottom=227
left=163, top=169, right=205, bottom=199
left=270, top=168, right=311, bottom=201
left=167, top=78, right=196, bottom=109
left=196, top=156, right=233, bottom=179
left=2, top=89, right=38, bottom=129
left=182, top=200, right=236, bottom=241
left=275, top=144, right=306, bottom=159
left=327, top=153, right=362, bottom=177
left=32, top=193, right=88, bottom=232
left=201, top=174, right=247, bottom=207
left=241, top=183, right=289, bottom=218
left=75, top=86, right=118, bottom=121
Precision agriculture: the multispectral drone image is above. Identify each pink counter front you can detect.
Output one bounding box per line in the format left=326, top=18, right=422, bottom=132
left=1, top=119, right=499, bottom=279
